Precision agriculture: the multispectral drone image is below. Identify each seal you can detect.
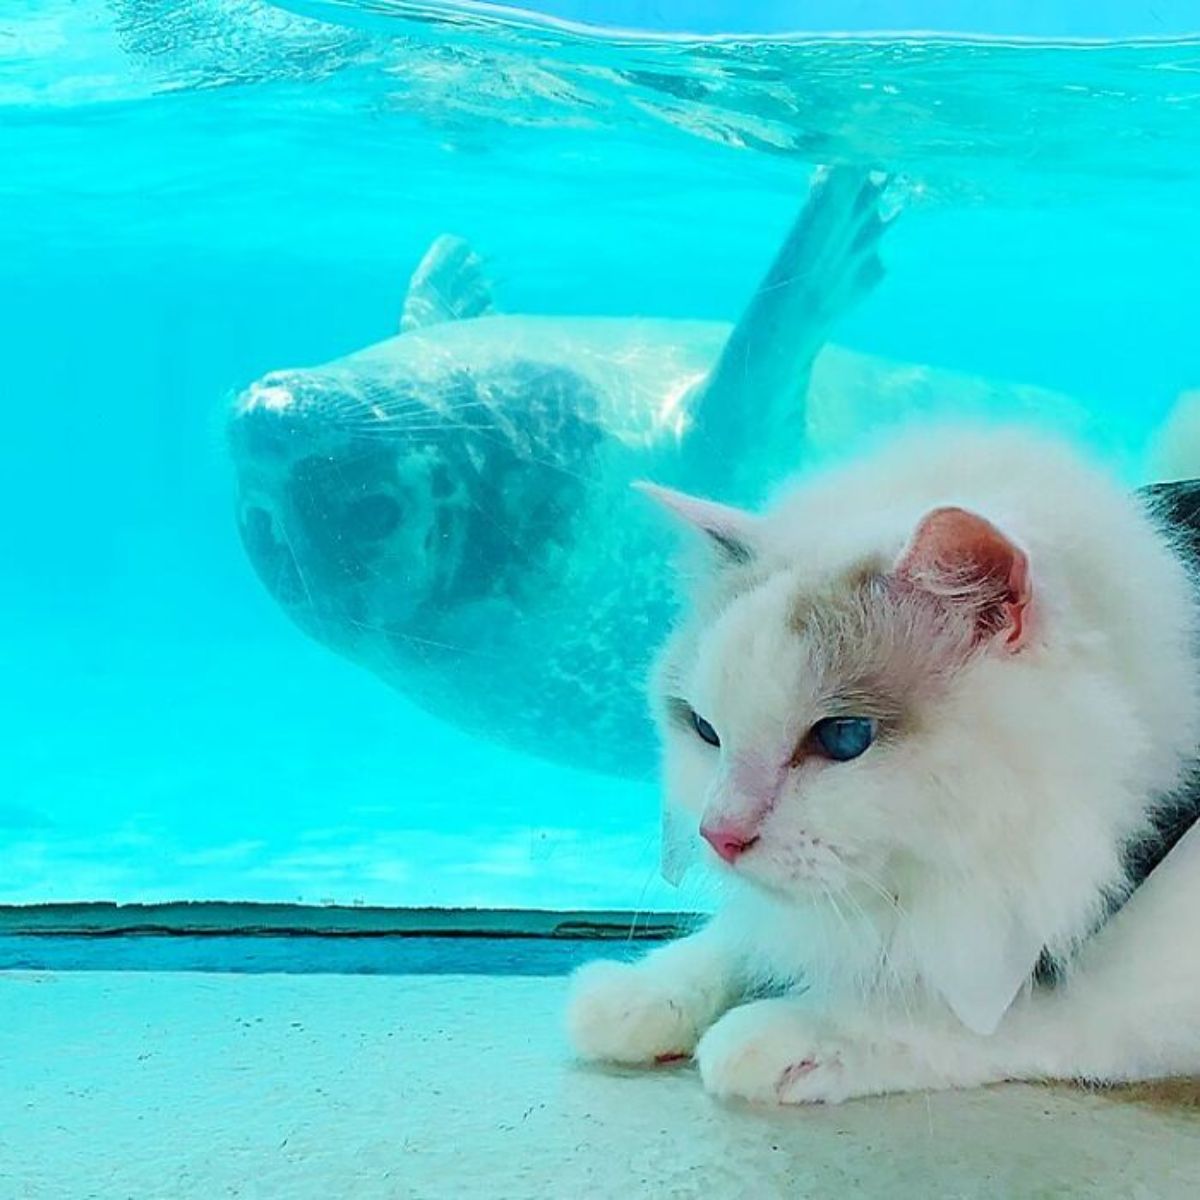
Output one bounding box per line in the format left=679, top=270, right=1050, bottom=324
left=228, top=167, right=1103, bottom=778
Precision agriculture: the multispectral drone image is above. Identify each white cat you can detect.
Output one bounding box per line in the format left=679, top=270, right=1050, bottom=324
left=567, top=426, right=1200, bottom=1104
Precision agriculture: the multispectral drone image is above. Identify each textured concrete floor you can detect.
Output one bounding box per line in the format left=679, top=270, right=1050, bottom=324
left=3, top=971, right=1199, bottom=1199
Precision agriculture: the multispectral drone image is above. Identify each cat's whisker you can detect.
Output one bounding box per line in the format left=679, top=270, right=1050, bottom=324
left=839, top=859, right=909, bottom=920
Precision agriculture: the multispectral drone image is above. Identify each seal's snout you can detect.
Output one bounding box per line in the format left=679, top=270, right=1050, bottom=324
left=231, top=370, right=374, bottom=467
left=232, top=401, right=296, bottom=463
left=240, top=376, right=296, bottom=415
left=230, top=372, right=320, bottom=465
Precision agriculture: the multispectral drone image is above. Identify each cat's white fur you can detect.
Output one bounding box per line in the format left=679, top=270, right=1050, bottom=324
left=567, top=427, right=1200, bottom=1104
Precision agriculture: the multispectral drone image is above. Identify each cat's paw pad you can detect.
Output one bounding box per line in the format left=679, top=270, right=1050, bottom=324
left=566, top=960, right=699, bottom=1065
left=696, top=1004, right=860, bottom=1105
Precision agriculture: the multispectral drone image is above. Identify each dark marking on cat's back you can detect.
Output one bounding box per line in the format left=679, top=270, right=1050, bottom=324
left=1132, top=477, right=1200, bottom=898
left=1139, top=478, right=1200, bottom=562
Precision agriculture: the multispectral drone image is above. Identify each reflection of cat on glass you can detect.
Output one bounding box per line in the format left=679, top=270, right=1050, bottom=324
left=568, top=427, right=1200, bottom=1104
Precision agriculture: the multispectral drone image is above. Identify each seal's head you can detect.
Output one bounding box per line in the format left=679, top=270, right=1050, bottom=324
left=228, top=356, right=601, bottom=662
left=229, top=368, right=467, bottom=651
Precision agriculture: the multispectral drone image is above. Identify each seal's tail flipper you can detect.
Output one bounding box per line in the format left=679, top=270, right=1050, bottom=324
left=399, top=234, right=495, bottom=332
left=689, top=167, right=897, bottom=493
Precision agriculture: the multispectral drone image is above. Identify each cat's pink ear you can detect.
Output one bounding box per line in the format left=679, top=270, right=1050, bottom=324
left=634, top=482, right=756, bottom=564
left=894, top=506, right=1032, bottom=651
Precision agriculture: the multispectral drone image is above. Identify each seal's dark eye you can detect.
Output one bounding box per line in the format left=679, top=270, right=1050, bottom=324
left=812, top=716, right=876, bottom=762
left=690, top=709, right=721, bottom=748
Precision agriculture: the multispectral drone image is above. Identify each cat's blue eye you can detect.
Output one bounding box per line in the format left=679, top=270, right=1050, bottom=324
left=690, top=709, right=720, bottom=748
left=812, top=716, right=876, bottom=762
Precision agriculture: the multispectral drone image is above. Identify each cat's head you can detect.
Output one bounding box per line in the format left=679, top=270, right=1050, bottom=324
left=643, top=428, right=1200, bottom=1033
left=644, top=480, right=1037, bottom=905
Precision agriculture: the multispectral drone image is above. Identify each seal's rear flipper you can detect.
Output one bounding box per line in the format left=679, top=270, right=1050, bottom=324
left=689, top=167, right=897, bottom=496
left=1148, top=390, right=1200, bottom=483
left=400, top=234, right=495, bottom=332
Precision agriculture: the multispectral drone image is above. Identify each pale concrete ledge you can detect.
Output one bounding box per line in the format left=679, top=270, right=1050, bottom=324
left=2, top=970, right=1199, bottom=1199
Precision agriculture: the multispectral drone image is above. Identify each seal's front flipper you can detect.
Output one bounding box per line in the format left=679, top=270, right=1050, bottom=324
left=400, top=234, right=495, bottom=332
left=689, top=167, right=897, bottom=498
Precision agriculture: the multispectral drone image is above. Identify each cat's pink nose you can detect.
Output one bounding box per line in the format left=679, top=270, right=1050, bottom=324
left=700, top=823, right=760, bottom=864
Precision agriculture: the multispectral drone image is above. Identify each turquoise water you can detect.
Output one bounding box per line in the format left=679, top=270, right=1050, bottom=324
left=3, top=1, right=1200, bottom=910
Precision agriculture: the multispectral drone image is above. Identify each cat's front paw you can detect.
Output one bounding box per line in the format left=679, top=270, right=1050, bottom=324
left=567, top=959, right=701, bottom=1065
left=696, top=1001, right=896, bottom=1105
